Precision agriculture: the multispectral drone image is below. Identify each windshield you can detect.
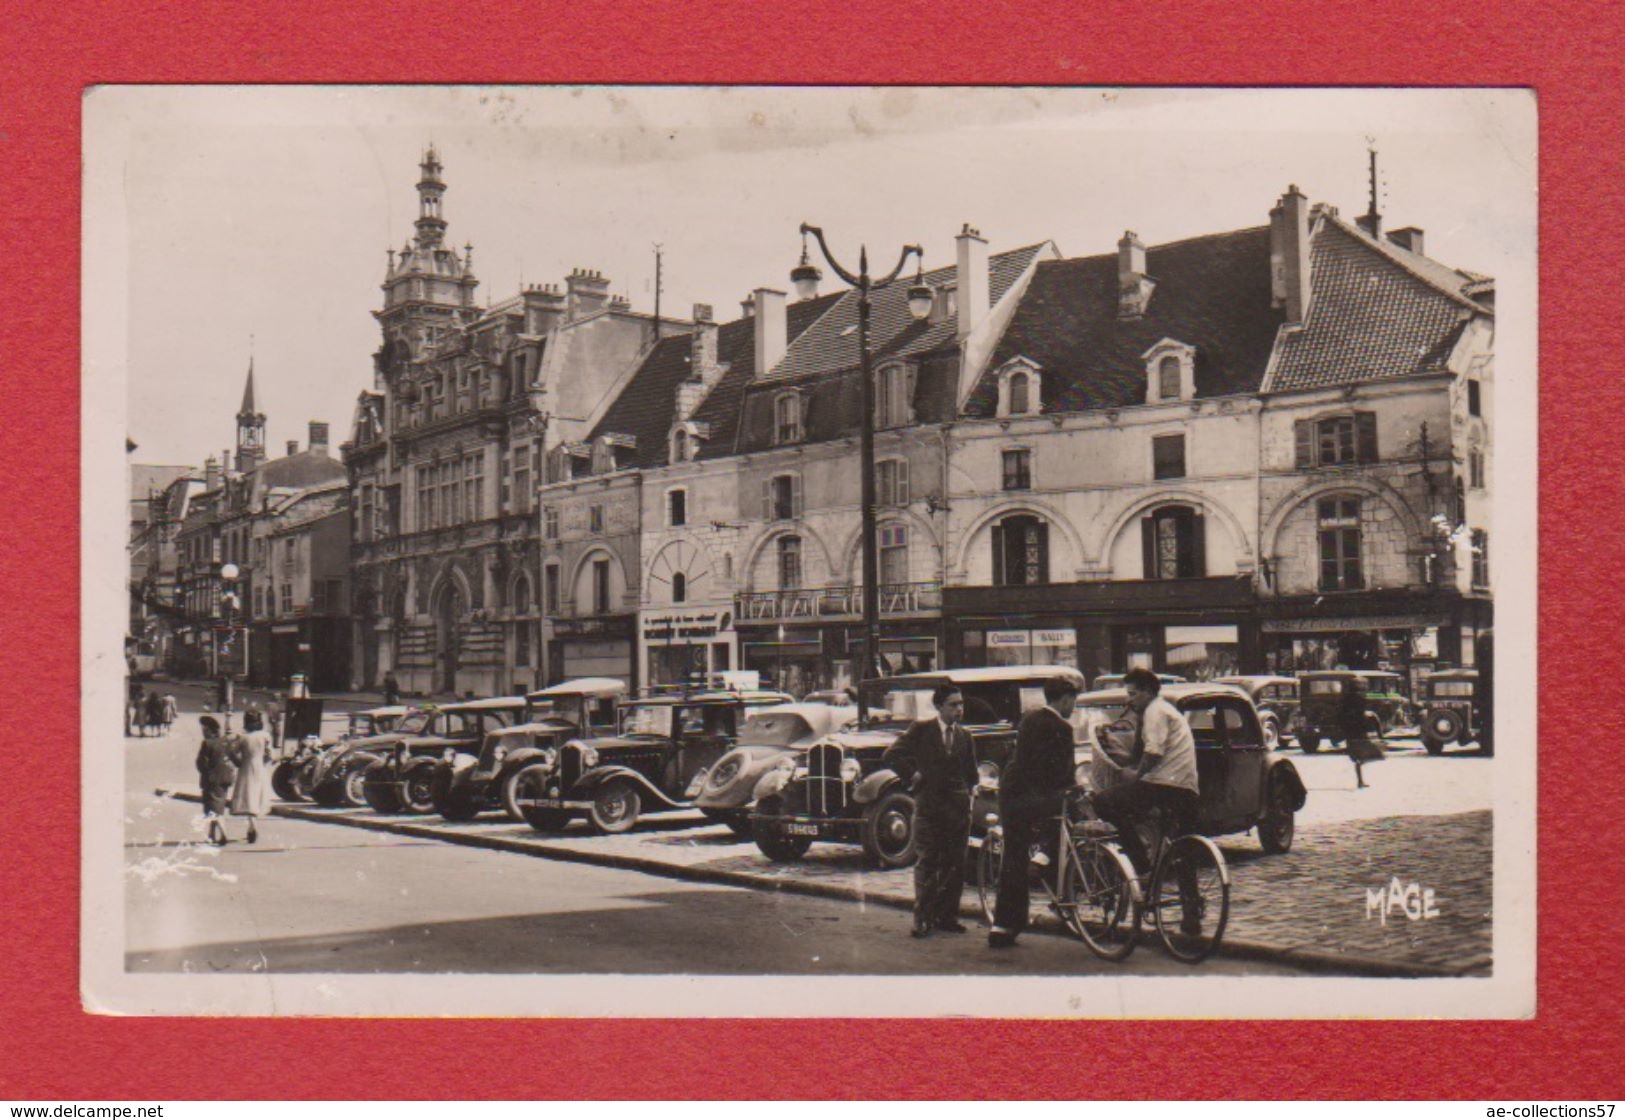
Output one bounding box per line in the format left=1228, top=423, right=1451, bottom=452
left=621, top=704, right=675, bottom=737
left=1360, top=674, right=1404, bottom=693
left=737, top=711, right=814, bottom=746
left=675, top=705, right=741, bottom=738
left=1307, top=679, right=1344, bottom=695
left=859, top=681, right=1024, bottom=727
left=1431, top=681, right=1476, bottom=698
left=395, top=711, right=434, bottom=735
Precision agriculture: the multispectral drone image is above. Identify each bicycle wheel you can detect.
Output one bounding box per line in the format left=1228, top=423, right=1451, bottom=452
left=1150, top=834, right=1231, bottom=964
left=976, top=829, right=1003, bottom=926
left=1060, top=839, right=1141, bottom=961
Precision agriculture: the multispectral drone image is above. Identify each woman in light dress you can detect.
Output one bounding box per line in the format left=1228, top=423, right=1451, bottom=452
left=228, top=708, right=275, bottom=844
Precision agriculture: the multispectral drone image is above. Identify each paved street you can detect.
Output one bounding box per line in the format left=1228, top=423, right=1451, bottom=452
left=126, top=689, right=1491, bottom=977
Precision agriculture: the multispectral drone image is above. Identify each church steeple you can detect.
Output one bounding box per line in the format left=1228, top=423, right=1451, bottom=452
left=376, top=146, right=481, bottom=373
left=235, top=355, right=266, bottom=473
left=415, top=144, right=448, bottom=250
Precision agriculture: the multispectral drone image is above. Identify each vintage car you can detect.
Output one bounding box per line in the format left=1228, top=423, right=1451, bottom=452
left=690, top=702, right=859, bottom=835
left=1293, top=670, right=1413, bottom=752
left=306, top=706, right=437, bottom=807
left=272, top=706, right=404, bottom=801
left=801, top=689, right=856, bottom=707
left=1215, top=675, right=1300, bottom=750
left=1090, top=671, right=1188, bottom=691
left=360, top=697, right=528, bottom=814
left=430, top=678, right=625, bottom=821
left=747, top=665, right=1089, bottom=868
left=510, top=687, right=792, bottom=834
left=1075, top=682, right=1307, bottom=853
left=1418, top=668, right=1489, bottom=755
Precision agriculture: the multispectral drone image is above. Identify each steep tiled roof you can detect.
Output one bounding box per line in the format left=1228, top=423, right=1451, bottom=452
left=762, top=244, right=1047, bottom=384
left=966, top=227, right=1282, bottom=416
left=252, top=449, right=348, bottom=491
left=587, top=291, right=843, bottom=469
left=1267, top=219, right=1479, bottom=394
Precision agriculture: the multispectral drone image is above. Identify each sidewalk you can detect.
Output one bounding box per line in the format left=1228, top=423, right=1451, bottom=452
left=158, top=785, right=1492, bottom=977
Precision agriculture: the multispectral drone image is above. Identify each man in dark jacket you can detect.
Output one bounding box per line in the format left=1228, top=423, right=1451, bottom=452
left=989, top=676, right=1082, bottom=947
left=881, top=684, right=976, bottom=938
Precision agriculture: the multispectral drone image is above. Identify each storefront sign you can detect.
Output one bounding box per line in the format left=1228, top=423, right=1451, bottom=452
left=988, top=630, right=1030, bottom=648
left=1263, top=614, right=1450, bottom=634
left=1033, top=629, right=1075, bottom=647
left=642, top=608, right=732, bottom=644
left=272, top=624, right=299, bottom=634
left=552, top=616, right=633, bottom=639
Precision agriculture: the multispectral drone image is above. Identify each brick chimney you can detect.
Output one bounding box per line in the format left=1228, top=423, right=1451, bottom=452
left=690, top=303, right=719, bottom=383
left=522, top=283, right=567, bottom=336
left=1387, top=226, right=1425, bottom=256
left=739, top=293, right=755, bottom=319
left=204, top=455, right=221, bottom=492
left=1117, top=231, right=1155, bottom=319
left=955, top=224, right=989, bottom=341
left=753, top=288, right=787, bottom=375
left=565, top=268, right=611, bottom=320
left=1269, top=185, right=1312, bottom=325
left=308, top=421, right=329, bottom=454
left=285, top=440, right=299, bottom=457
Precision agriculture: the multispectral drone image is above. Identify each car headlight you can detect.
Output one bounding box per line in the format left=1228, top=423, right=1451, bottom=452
left=493, top=745, right=507, bottom=763
left=540, top=746, right=558, bottom=769
left=441, top=747, right=455, bottom=763
left=977, top=761, right=1000, bottom=790
left=1074, top=762, right=1092, bottom=789
left=839, top=758, right=862, bottom=782
left=579, top=745, right=599, bottom=768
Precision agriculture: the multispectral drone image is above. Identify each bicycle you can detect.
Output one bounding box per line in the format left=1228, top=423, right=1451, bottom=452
left=1124, top=800, right=1233, bottom=964
left=976, top=787, right=1142, bottom=961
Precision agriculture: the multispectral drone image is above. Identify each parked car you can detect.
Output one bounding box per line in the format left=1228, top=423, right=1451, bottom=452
left=801, top=689, right=856, bottom=707
left=511, top=687, right=791, bottom=834
left=1075, top=682, right=1307, bottom=853
left=360, top=697, right=528, bottom=814
left=690, top=703, right=859, bottom=835
left=305, top=706, right=435, bottom=807
left=430, top=678, right=625, bottom=821
left=273, top=705, right=410, bottom=802
left=748, top=665, right=1089, bottom=868
left=1215, top=676, right=1300, bottom=750
left=1293, top=670, right=1413, bottom=752
left=1418, top=669, right=1489, bottom=755
left=1090, top=671, right=1187, bottom=691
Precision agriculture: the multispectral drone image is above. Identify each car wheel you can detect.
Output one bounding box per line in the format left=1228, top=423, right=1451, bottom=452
left=291, top=761, right=316, bottom=801
left=430, top=766, right=480, bottom=822
left=587, top=780, right=641, bottom=835
left=309, top=781, right=343, bottom=808
left=1425, top=709, right=1463, bottom=751
left=271, top=761, right=302, bottom=802
left=400, top=766, right=437, bottom=814
left=860, top=789, right=918, bottom=869
left=362, top=777, right=402, bottom=814
left=751, top=797, right=812, bottom=862
left=1258, top=774, right=1296, bottom=854
left=1422, top=734, right=1446, bottom=756
left=341, top=764, right=372, bottom=808
left=512, top=764, right=573, bottom=833
left=1261, top=716, right=1281, bottom=752
left=1300, top=730, right=1321, bottom=754
left=500, top=767, right=531, bottom=822
left=702, top=808, right=752, bottom=838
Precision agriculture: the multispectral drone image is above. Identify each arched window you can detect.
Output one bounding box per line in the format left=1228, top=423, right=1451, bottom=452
left=1141, top=505, right=1205, bottom=580
left=777, top=536, right=803, bottom=590
left=1008, top=371, right=1030, bottom=415
left=775, top=392, right=802, bottom=445
left=672, top=572, right=687, bottom=604
left=671, top=427, right=690, bottom=463
left=1158, top=356, right=1181, bottom=400
left=992, top=515, right=1048, bottom=586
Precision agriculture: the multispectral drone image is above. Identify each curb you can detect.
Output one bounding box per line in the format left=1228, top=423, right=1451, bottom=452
left=156, top=787, right=1475, bottom=979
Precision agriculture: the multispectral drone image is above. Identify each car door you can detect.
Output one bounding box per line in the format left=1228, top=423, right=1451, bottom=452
left=1182, top=699, right=1226, bottom=826
left=1217, top=697, right=1267, bottom=824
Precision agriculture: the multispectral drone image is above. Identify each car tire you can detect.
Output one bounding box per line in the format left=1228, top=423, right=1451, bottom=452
left=1299, top=730, right=1322, bottom=754
left=587, top=780, right=641, bottom=835
left=271, top=761, right=303, bottom=802
left=399, top=765, right=437, bottom=814
left=751, top=797, right=812, bottom=862
left=1425, top=709, right=1463, bottom=751
left=309, top=782, right=343, bottom=808
left=291, top=760, right=316, bottom=801
left=512, top=764, right=573, bottom=833
left=1261, top=716, right=1281, bottom=752
left=1422, top=734, right=1446, bottom=756
left=430, top=766, right=480, bottom=822
left=341, top=763, right=372, bottom=808
left=702, top=808, right=752, bottom=838
left=362, top=777, right=402, bottom=814
left=499, top=767, right=530, bottom=822
left=860, top=789, right=918, bottom=869
left=1258, top=774, right=1297, bottom=854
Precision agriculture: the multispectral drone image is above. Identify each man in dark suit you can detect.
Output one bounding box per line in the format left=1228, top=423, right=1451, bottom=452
left=882, top=683, right=976, bottom=938
left=988, top=676, right=1082, bottom=947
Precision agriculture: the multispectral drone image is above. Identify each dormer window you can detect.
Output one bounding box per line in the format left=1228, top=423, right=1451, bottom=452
left=996, top=358, right=1043, bottom=418
left=591, top=440, right=613, bottom=475
left=672, top=427, right=690, bottom=464
left=875, top=362, right=916, bottom=428
left=774, top=391, right=803, bottom=445
left=1142, top=339, right=1195, bottom=404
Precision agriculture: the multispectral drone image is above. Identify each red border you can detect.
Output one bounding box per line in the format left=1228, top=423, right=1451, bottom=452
left=4, top=2, right=1622, bottom=1100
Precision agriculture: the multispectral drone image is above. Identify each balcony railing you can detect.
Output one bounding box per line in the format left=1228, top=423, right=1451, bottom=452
left=735, top=581, right=942, bottom=621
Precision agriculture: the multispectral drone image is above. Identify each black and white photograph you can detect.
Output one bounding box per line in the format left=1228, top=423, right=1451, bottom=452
left=85, top=85, right=1536, bottom=1017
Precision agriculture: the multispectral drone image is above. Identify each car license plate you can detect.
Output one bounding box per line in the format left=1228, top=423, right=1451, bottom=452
left=534, top=797, right=563, bottom=809
left=786, top=822, right=820, bottom=837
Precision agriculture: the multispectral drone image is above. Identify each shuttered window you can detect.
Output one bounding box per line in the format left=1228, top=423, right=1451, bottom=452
left=764, top=474, right=801, bottom=521
left=877, top=458, right=910, bottom=506
left=992, top=515, right=1048, bottom=586
left=1140, top=506, right=1205, bottom=579
left=1295, top=412, right=1379, bottom=469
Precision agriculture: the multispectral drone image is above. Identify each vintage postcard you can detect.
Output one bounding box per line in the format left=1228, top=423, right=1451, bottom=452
left=84, top=85, right=1536, bottom=1017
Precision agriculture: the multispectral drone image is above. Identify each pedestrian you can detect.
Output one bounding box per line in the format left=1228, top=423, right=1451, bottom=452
left=1342, top=676, right=1384, bottom=789
left=195, top=715, right=237, bottom=846
left=128, top=684, right=145, bottom=737
left=382, top=671, right=401, bottom=706
left=881, top=683, right=977, bottom=939
left=144, top=689, right=166, bottom=738
left=162, top=693, right=178, bottom=735
left=266, top=696, right=284, bottom=756
left=989, top=676, right=1082, bottom=949
left=228, top=709, right=274, bottom=844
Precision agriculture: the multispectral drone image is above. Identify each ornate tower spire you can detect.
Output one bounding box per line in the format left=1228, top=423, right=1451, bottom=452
left=415, top=144, right=448, bottom=249
left=235, top=352, right=266, bottom=473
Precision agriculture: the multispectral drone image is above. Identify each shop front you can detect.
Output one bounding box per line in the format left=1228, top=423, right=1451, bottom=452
left=641, top=606, right=738, bottom=690
left=547, top=615, right=637, bottom=688
left=945, top=576, right=1261, bottom=686
left=734, top=582, right=942, bottom=698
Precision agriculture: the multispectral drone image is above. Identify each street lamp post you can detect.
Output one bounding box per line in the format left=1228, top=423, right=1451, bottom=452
left=219, top=563, right=240, bottom=730
left=794, top=224, right=932, bottom=722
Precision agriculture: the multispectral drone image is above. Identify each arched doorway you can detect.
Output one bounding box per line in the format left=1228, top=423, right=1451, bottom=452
left=433, top=578, right=466, bottom=694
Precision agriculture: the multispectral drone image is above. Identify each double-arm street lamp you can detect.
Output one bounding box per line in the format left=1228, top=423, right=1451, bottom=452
left=793, top=224, right=935, bottom=722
